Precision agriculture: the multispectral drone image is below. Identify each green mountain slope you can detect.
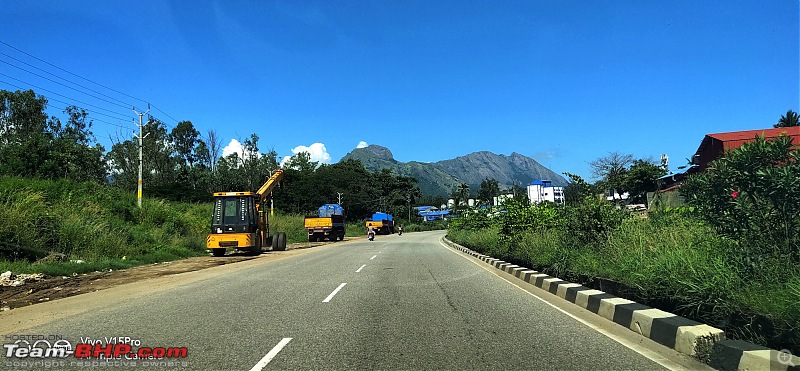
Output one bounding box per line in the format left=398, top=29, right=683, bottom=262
left=340, top=145, right=567, bottom=196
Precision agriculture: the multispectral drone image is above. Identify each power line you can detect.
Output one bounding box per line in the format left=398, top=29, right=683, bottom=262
left=0, top=81, right=135, bottom=131
left=0, top=80, right=134, bottom=125
left=0, top=51, right=135, bottom=109
left=0, top=75, right=132, bottom=121
left=0, top=39, right=182, bottom=124
left=149, top=104, right=180, bottom=124
left=47, top=103, right=137, bottom=131
left=0, top=59, right=132, bottom=110
left=0, top=40, right=145, bottom=105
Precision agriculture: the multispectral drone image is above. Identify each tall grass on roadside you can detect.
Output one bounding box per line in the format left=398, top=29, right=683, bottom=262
left=403, top=220, right=449, bottom=232
left=0, top=176, right=211, bottom=275
left=447, top=212, right=799, bottom=354
left=270, top=213, right=307, bottom=244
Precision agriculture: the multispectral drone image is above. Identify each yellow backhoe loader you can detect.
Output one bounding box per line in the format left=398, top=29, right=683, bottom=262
left=206, top=170, right=286, bottom=257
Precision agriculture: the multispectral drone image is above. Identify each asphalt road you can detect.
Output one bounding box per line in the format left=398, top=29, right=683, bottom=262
left=2, top=231, right=702, bottom=370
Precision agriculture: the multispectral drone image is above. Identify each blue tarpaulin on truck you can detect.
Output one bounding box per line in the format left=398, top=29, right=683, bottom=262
left=371, top=212, right=393, bottom=221
left=319, top=204, right=344, bottom=217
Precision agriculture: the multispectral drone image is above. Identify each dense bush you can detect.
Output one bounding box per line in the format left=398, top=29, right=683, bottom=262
left=681, top=134, right=800, bottom=276
left=559, top=197, right=628, bottom=249
left=497, top=198, right=562, bottom=237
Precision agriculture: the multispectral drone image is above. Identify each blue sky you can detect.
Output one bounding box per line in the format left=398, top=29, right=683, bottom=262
left=2, top=1, right=798, bottom=180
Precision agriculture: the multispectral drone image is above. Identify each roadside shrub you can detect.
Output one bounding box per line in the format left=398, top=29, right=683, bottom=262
left=560, top=197, right=628, bottom=249
left=681, top=134, right=800, bottom=276
left=451, top=207, right=494, bottom=231
left=497, top=198, right=562, bottom=237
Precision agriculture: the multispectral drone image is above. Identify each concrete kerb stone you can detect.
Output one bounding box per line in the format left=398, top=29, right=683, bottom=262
left=518, top=270, right=538, bottom=282
left=540, top=277, right=564, bottom=293
left=528, top=274, right=549, bottom=287
left=441, top=236, right=741, bottom=365
left=555, top=283, right=582, bottom=300
left=509, top=267, right=527, bottom=277
left=574, top=289, right=606, bottom=310
left=596, top=297, right=635, bottom=322
left=675, top=324, right=725, bottom=358
left=712, top=341, right=800, bottom=371
left=629, top=308, right=675, bottom=337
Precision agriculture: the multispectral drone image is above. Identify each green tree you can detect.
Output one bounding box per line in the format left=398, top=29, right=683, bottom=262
left=774, top=109, right=799, bottom=128
left=458, top=183, right=470, bottom=203
left=624, top=159, right=667, bottom=204
left=0, top=90, right=105, bottom=182
left=562, top=172, right=594, bottom=205
left=283, top=151, right=318, bottom=173
left=169, top=121, right=201, bottom=168
left=590, top=152, right=633, bottom=201
left=108, top=118, right=188, bottom=198
left=477, top=178, right=500, bottom=206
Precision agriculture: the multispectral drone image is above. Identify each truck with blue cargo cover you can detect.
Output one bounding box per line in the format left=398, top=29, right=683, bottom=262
left=365, top=212, right=394, bottom=235
left=304, top=204, right=346, bottom=242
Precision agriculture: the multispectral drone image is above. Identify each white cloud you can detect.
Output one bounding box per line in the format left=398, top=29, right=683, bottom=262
left=356, top=141, right=368, bottom=149
left=280, top=142, right=332, bottom=168
left=222, top=139, right=244, bottom=158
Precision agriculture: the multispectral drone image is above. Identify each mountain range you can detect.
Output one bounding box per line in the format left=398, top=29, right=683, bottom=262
left=340, top=145, right=567, bottom=197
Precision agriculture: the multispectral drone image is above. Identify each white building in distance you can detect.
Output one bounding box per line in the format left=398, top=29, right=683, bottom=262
left=527, top=180, right=565, bottom=205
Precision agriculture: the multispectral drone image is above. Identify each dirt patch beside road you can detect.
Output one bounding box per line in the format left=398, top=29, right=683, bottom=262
left=0, top=240, right=342, bottom=311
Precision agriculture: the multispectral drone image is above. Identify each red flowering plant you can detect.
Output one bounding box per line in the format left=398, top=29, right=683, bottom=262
left=681, top=134, right=800, bottom=274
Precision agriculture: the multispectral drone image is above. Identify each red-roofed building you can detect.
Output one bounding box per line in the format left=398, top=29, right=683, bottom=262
left=651, top=126, right=800, bottom=208
left=691, top=126, right=800, bottom=171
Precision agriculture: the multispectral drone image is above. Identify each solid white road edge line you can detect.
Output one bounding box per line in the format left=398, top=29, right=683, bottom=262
left=370, top=255, right=377, bottom=260
left=249, top=337, right=292, bottom=371
left=323, top=283, right=347, bottom=303
left=437, top=238, right=688, bottom=371
left=356, top=264, right=366, bottom=273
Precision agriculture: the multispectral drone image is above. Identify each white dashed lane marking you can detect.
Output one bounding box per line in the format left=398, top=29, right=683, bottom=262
left=249, top=337, right=292, bottom=371
left=323, top=283, right=347, bottom=303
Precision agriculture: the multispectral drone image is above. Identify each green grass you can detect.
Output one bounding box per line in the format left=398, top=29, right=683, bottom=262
left=270, top=213, right=308, bottom=244
left=0, top=176, right=221, bottom=275
left=447, top=214, right=800, bottom=354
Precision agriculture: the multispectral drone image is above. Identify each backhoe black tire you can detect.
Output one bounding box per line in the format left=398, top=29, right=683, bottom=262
left=308, top=235, right=315, bottom=243
left=273, top=232, right=287, bottom=251
left=249, top=231, right=262, bottom=256
left=212, top=249, right=225, bottom=257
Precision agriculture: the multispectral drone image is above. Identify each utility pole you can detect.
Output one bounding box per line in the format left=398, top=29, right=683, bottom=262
left=133, top=106, right=150, bottom=208
left=407, top=192, right=412, bottom=223
left=337, top=192, right=343, bottom=205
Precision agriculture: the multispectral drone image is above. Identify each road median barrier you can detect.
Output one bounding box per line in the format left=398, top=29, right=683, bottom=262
left=442, top=236, right=799, bottom=370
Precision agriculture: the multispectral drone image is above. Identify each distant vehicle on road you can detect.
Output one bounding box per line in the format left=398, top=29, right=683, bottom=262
left=305, top=204, right=346, bottom=242
left=365, top=212, right=394, bottom=234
